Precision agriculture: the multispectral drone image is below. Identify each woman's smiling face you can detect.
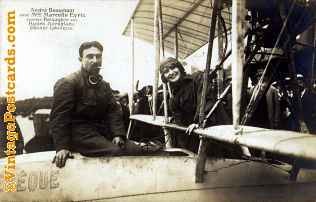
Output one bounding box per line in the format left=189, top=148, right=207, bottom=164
left=162, top=66, right=181, bottom=83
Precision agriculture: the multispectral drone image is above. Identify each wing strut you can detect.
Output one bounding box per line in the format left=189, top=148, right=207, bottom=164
left=196, top=0, right=222, bottom=183
left=152, top=0, right=160, bottom=120
left=158, top=0, right=173, bottom=148
left=126, top=18, right=135, bottom=139
left=231, top=0, right=251, bottom=157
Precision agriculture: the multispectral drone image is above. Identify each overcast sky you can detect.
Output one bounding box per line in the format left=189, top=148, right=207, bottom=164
left=0, top=0, right=210, bottom=100
left=0, top=0, right=155, bottom=100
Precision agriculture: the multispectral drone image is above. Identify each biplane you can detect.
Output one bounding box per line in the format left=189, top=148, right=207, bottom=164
left=1, top=0, right=316, bottom=201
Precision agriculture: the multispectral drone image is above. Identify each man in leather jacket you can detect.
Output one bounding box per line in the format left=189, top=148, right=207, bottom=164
left=50, top=41, right=141, bottom=168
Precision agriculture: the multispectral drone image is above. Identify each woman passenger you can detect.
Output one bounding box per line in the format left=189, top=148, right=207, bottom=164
left=159, top=57, right=232, bottom=154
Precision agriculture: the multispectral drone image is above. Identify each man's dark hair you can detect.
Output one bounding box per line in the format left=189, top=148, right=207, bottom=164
left=79, top=41, right=103, bottom=57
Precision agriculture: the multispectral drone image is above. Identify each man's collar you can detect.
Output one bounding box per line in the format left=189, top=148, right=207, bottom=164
left=80, top=68, right=103, bottom=87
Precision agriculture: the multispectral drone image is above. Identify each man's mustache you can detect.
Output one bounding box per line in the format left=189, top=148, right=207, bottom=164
left=91, top=63, right=103, bottom=69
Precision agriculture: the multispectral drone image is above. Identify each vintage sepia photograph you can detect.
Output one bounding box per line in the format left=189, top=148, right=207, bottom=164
left=0, top=0, right=316, bottom=201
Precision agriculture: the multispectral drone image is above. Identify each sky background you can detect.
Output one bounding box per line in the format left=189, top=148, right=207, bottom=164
left=0, top=0, right=209, bottom=100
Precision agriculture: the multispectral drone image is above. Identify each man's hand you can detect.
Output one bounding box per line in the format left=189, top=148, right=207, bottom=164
left=52, top=149, right=73, bottom=168
left=112, top=136, right=125, bottom=148
left=186, top=123, right=199, bottom=135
